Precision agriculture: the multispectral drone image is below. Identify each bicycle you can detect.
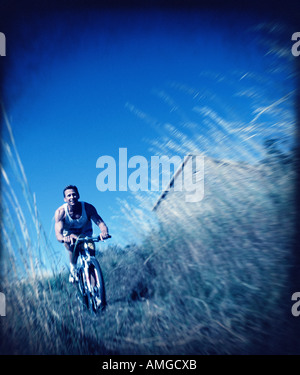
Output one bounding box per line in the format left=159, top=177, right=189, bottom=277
left=73, top=234, right=111, bottom=313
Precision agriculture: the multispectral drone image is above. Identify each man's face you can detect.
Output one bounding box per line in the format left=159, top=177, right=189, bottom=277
left=64, top=189, right=79, bottom=206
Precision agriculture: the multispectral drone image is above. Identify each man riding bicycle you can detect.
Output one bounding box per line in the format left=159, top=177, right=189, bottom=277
left=55, top=185, right=109, bottom=282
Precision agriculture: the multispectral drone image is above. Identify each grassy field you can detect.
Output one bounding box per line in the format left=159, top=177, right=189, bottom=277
left=1, top=106, right=299, bottom=355
left=0, top=200, right=298, bottom=355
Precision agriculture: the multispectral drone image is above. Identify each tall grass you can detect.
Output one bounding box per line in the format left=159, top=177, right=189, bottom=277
left=1, top=138, right=298, bottom=355
left=1, top=62, right=299, bottom=354
left=1, top=104, right=58, bottom=278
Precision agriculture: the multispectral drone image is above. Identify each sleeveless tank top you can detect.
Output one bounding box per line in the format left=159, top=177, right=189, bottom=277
left=63, top=201, right=93, bottom=236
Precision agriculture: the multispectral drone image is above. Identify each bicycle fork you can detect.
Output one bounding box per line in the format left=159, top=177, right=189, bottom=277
left=83, top=261, right=100, bottom=293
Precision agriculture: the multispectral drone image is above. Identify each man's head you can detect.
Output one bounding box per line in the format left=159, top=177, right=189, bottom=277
left=63, top=185, right=80, bottom=206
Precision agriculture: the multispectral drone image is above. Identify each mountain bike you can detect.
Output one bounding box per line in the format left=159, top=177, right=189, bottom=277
left=73, top=234, right=111, bottom=313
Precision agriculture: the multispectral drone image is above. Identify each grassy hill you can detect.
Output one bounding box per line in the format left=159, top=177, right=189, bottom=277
left=1, top=214, right=298, bottom=355
left=1, top=113, right=299, bottom=354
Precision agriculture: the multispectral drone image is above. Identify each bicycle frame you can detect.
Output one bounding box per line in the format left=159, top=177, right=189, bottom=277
left=73, top=235, right=110, bottom=312
left=77, top=240, right=98, bottom=291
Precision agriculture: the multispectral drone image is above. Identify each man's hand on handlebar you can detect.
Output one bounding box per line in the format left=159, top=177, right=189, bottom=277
left=99, top=232, right=110, bottom=241
left=63, top=233, right=78, bottom=245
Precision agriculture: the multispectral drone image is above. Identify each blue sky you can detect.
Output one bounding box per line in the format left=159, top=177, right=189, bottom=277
left=1, top=8, right=296, bottom=272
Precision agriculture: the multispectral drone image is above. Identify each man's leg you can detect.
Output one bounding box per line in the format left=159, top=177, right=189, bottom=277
left=64, top=243, right=78, bottom=282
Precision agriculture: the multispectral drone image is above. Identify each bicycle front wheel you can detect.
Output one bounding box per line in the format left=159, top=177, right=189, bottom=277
left=89, top=258, right=106, bottom=311
left=77, top=267, right=93, bottom=311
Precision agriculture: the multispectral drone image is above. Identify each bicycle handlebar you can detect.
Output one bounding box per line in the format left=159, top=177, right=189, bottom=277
left=76, top=234, right=112, bottom=243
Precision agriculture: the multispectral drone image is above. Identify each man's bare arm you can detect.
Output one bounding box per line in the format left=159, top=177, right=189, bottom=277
left=55, top=208, right=65, bottom=243
left=86, top=203, right=109, bottom=239
left=55, top=208, right=77, bottom=245
left=55, top=207, right=77, bottom=248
